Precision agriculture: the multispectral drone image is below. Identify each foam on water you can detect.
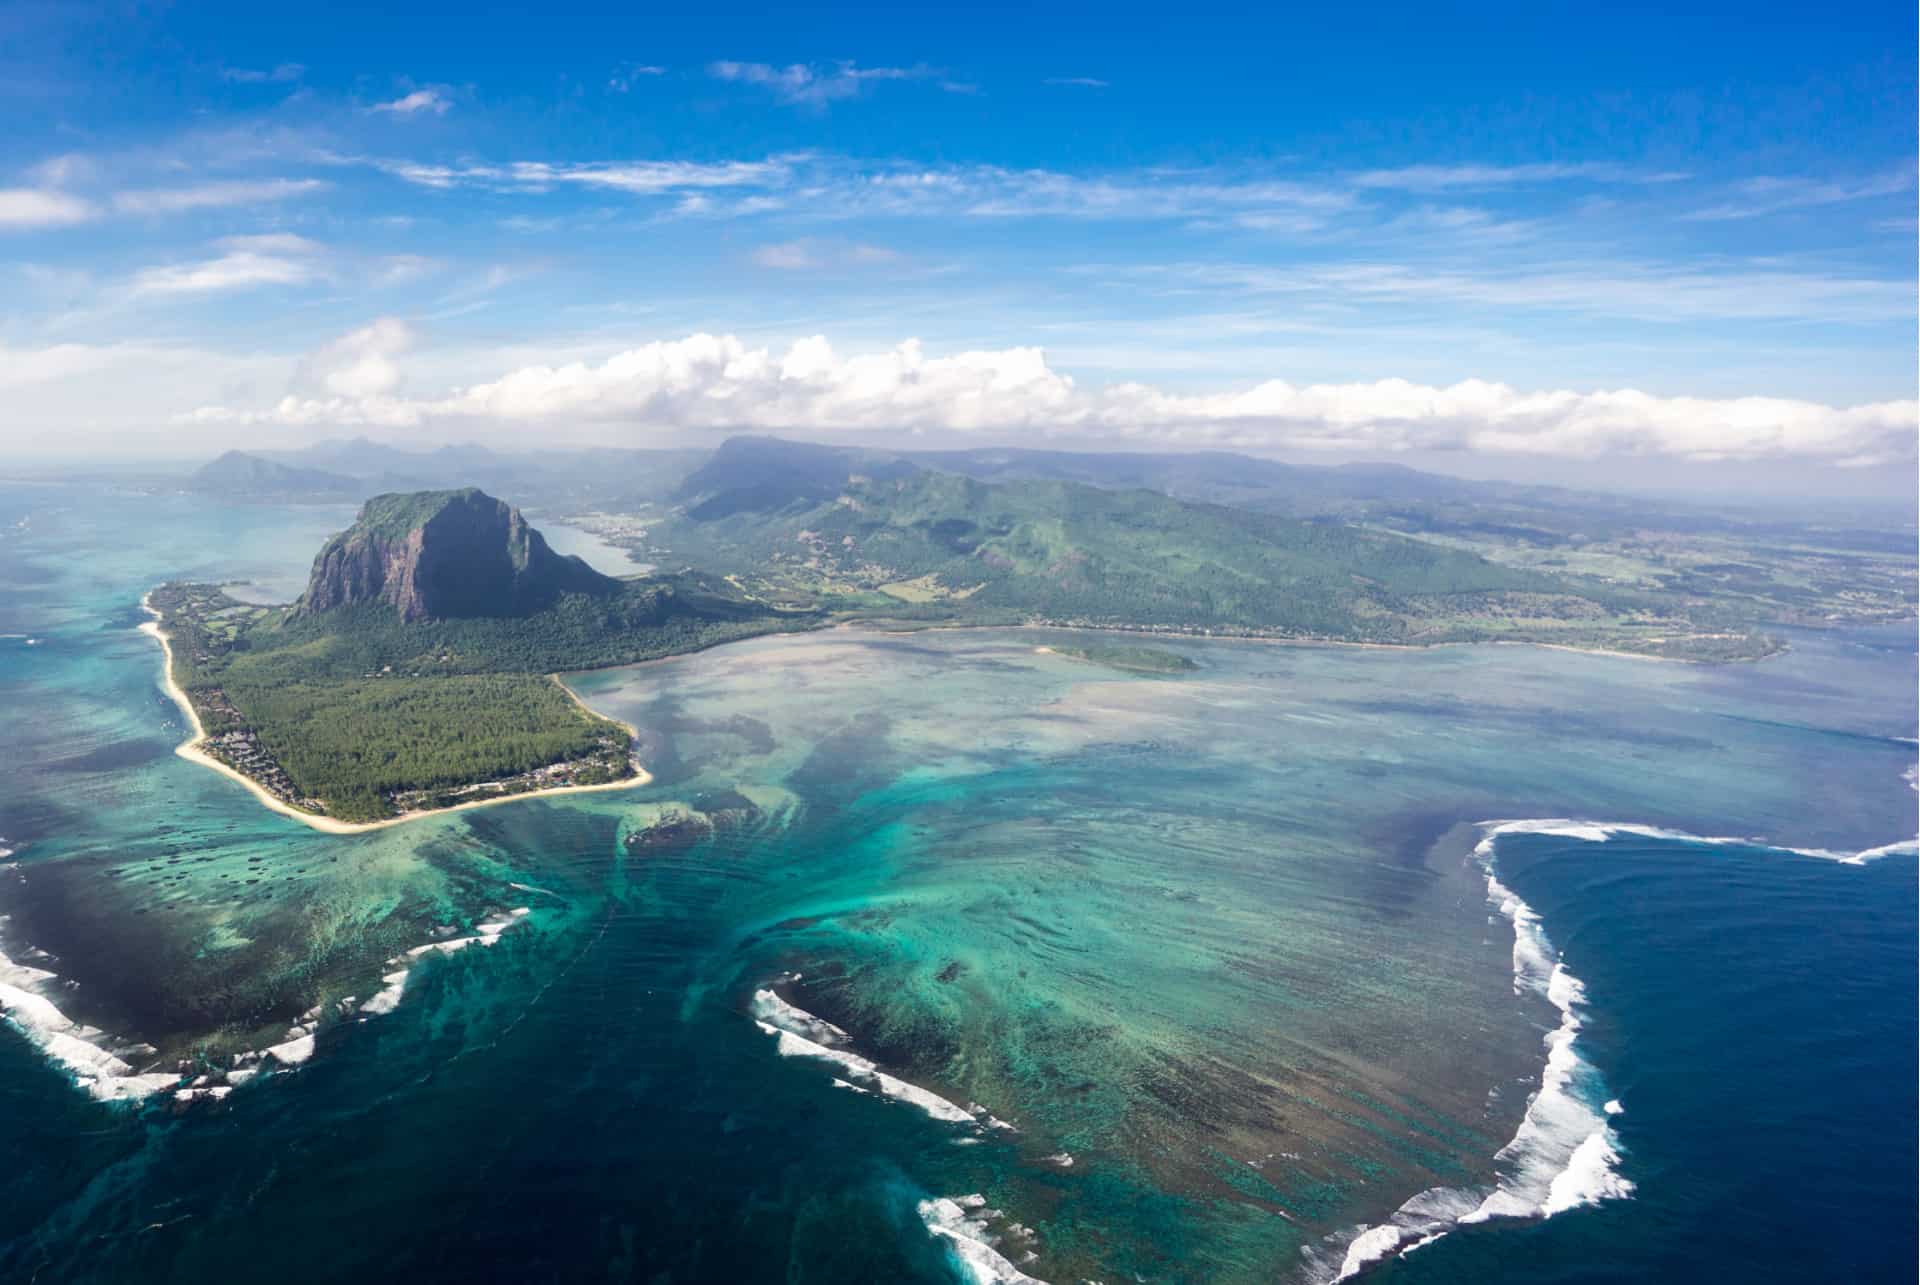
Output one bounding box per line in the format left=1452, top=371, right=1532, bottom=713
left=0, top=903, right=544, bottom=1103
left=750, top=987, right=851, bottom=1046
left=916, top=1195, right=1049, bottom=1285
left=752, top=986, right=990, bottom=1128
left=1323, top=810, right=1915, bottom=1278
left=0, top=946, right=178, bottom=1102
left=1476, top=816, right=1917, bottom=867
left=359, top=908, right=533, bottom=1020
left=1319, top=821, right=1642, bottom=1281
left=264, top=1033, right=316, bottom=1066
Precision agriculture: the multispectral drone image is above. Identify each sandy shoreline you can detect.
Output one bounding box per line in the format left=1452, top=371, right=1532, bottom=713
left=140, top=596, right=652, bottom=836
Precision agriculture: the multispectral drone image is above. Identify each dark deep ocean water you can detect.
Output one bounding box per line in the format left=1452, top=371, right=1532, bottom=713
left=0, top=482, right=1912, bottom=1284
left=1379, top=830, right=1918, bottom=1284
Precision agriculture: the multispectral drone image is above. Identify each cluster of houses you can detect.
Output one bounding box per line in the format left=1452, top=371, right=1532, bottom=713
left=197, top=696, right=311, bottom=809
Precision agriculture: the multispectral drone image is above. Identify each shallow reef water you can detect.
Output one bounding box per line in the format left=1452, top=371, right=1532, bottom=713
left=0, top=482, right=1912, bottom=1283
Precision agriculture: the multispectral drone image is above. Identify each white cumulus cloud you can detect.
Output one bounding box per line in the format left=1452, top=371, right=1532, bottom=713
left=179, top=330, right=1919, bottom=467
left=300, top=317, right=416, bottom=398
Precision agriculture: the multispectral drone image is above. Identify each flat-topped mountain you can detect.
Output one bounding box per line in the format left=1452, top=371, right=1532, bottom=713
left=300, top=488, right=618, bottom=621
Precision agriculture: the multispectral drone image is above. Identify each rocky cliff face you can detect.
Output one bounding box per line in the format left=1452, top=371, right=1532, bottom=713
left=299, top=489, right=617, bottom=621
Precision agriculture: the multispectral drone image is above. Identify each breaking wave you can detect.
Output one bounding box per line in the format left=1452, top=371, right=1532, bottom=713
left=917, top=1194, right=1048, bottom=1285
left=750, top=985, right=1018, bottom=1134
left=1321, top=814, right=1914, bottom=1280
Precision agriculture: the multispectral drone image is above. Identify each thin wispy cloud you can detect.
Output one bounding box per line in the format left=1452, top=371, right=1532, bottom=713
left=111, top=177, right=329, bottom=215
left=374, top=254, right=442, bottom=285
left=371, top=88, right=452, bottom=116
left=1681, top=167, right=1915, bottom=222
left=1118, top=257, right=1912, bottom=325
left=1350, top=162, right=1689, bottom=191
left=708, top=60, right=955, bottom=107
left=29, top=154, right=98, bottom=187
left=608, top=64, right=667, bottom=92
left=374, top=156, right=793, bottom=194
left=366, top=152, right=1361, bottom=224
left=1043, top=77, right=1109, bottom=88
left=848, top=164, right=1356, bottom=221
left=128, top=235, right=324, bottom=297
left=220, top=63, right=303, bottom=84
left=751, top=239, right=903, bottom=270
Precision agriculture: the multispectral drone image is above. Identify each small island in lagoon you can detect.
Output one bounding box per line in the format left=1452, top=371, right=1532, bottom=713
left=1038, top=642, right=1199, bottom=674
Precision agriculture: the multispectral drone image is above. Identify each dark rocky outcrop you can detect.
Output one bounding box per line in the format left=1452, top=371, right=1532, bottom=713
left=298, top=488, right=617, bottom=621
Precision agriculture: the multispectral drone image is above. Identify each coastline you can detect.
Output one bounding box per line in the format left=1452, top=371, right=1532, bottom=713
left=139, top=595, right=653, bottom=836
left=854, top=619, right=1775, bottom=665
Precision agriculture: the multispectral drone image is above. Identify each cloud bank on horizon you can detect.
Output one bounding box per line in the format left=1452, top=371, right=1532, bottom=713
left=180, top=326, right=1917, bottom=468
left=0, top=1, right=1911, bottom=481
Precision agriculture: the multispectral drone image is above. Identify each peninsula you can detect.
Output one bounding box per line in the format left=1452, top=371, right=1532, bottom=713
left=147, top=488, right=807, bottom=826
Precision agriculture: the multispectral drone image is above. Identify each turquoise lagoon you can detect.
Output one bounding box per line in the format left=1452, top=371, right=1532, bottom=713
left=0, top=481, right=1912, bottom=1283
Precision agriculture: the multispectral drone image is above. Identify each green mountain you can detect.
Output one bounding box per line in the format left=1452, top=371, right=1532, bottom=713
left=660, top=439, right=1589, bottom=641
left=300, top=488, right=620, bottom=621
left=188, top=450, right=365, bottom=500
left=151, top=490, right=807, bottom=822
left=253, top=438, right=711, bottom=510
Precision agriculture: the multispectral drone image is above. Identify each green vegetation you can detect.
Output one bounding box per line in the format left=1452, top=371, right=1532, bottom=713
left=157, top=442, right=1916, bottom=820
left=1382, top=525, right=1916, bottom=633
left=661, top=468, right=1547, bottom=633
left=152, top=574, right=808, bottom=822
left=150, top=483, right=812, bottom=824
left=1046, top=643, right=1199, bottom=674
left=226, top=674, right=627, bottom=822
left=636, top=443, right=1792, bottom=659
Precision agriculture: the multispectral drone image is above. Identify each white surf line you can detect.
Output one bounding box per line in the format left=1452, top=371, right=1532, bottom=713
left=4, top=904, right=536, bottom=1107
left=917, top=1194, right=1049, bottom=1285
left=0, top=936, right=178, bottom=1103
left=233, top=907, right=539, bottom=1084
left=750, top=986, right=1017, bottom=1132
left=1321, top=811, right=1916, bottom=1281
left=1318, top=821, right=1637, bottom=1283
left=1470, top=817, right=1918, bottom=867
left=357, top=908, right=534, bottom=1019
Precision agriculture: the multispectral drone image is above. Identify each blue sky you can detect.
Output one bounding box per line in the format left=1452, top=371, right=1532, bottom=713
left=1, top=0, right=1913, bottom=482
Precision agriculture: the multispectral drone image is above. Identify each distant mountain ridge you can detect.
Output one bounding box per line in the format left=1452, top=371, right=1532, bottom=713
left=661, top=437, right=1577, bottom=640
left=250, top=437, right=711, bottom=511
left=189, top=450, right=364, bottom=499
left=299, top=488, right=618, bottom=622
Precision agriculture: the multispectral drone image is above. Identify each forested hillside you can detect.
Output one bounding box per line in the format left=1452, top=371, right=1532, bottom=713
left=150, top=490, right=809, bottom=822
left=651, top=441, right=1755, bottom=652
